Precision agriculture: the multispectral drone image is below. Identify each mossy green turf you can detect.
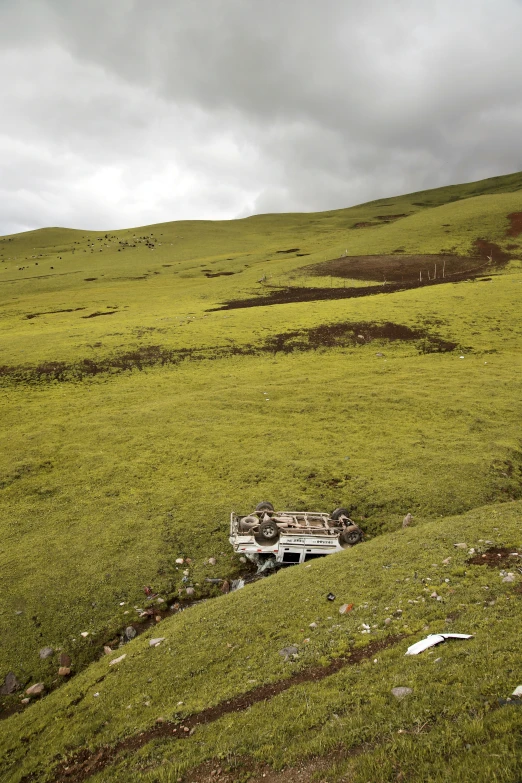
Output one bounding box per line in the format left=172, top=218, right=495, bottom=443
left=1, top=171, right=522, bottom=781
left=0, top=503, right=521, bottom=782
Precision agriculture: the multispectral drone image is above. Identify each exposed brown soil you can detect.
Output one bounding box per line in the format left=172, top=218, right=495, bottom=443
left=507, top=212, right=522, bottom=237
left=0, top=320, right=459, bottom=385
left=81, top=311, right=117, bottom=319
left=276, top=248, right=300, bottom=253
left=45, top=636, right=403, bottom=783
left=467, top=547, right=521, bottom=567
left=307, top=242, right=509, bottom=285
left=204, top=271, right=235, bottom=278
left=24, top=308, right=86, bottom=320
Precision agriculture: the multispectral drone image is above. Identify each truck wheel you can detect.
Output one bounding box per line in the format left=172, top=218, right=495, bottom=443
left=239, top=515, right=258, bottom=532
left=255, top=501, right=274, bottom=512
left=257, top=520, right=280, bottom=541
left=340, top=526, right=363, bottom=545
left=331, top=507, right=350, bottom=521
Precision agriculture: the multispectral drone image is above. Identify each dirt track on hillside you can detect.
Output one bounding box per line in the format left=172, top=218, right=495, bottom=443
left=41, top=636, right=404, bottom=783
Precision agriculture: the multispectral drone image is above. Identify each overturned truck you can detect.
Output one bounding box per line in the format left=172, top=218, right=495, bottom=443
left=230, top=501, right=363, bottom=568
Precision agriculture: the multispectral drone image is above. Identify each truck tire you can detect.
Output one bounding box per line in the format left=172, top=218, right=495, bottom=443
left=257, top=520, right=280, bottom=541
left=239, top=515, right=258, bottom=532
left=255, top=501, right=274, bottom=512
left=340, top=526, right=363, bottom=545
left=331, top=507, right=350, bottom=521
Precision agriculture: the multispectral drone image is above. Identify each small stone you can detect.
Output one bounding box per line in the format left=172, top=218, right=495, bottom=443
left=375, top=352, right=384, bottom=357
left=119, top=602, right=125, bottom=606
left=502, top=575, right=515, bottom=583
left=0, top=672, right=21, bottom=695
left=175, top=558, right=184, bottom=564
left=384, top=618, right=392, bottom=626
left=183, top=569, right=190, bottom=576
left=279, top=646, right=298, bottom=660
left=309, top=622, right=318, bottom=629
left=156, top=716, right=166, bottom=723
left=468, top=548, right=476, bottom=555
left=208, top=557, right=216, bottom=565
left=239, top=556, right=247, bottom=563
left=512, top=685, right=522, bottom=697
left=59, top=653, right=71, bottom=667
left=26, top=682, right=45, bottom=696
left=391, top=686, right=413, bottom=700
left=58, top=667, right=71, bottom=676
left=156, top=597, right=165, bottom=604
left=104, top=646, right=112, bottom=655
left=442, top=557, right=452, bottom=564
left=109, top=654, right=126, bottom=666
left=430, top=592, right=438, bottom=598
left=221, top=580, right=230, bottom=594
left=21, top=698, right=30, bottom=704
left=402, top=513, right=413, bottom=528
left=125, top=626, right=137, bottom=640
left=80, top=632, right=89, bottom=638
left=155, top=615, right=162, bottom=622
left=39, top=647, right=54, bottom=660
left=185, top=587, right=195, bottom=596
left=149, top=637, right=165, bottom=647
left=454, top=543, right=467, bottom=549
left=434, top=657, right=442, bottom=663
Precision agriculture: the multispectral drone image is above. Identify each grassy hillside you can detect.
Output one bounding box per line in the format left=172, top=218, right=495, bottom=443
left=1, top=171, right=522, bottom=781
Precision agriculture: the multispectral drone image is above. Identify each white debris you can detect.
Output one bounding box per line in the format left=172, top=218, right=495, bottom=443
left=405, top=634, right=473, bottom=655
left=454, top=543, right=467, bottom=549
left=109, top=654, right=127, bottom=666
left=512, top=685, right=522, bottom=697
left=149, top=638, right=165, bottom=647
left=80, top=632, right=89, bottom=638
left=175, top=558, right=184, bottom=564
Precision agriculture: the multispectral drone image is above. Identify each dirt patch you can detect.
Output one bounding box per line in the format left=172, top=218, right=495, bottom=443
left=45, top=636, right=403, bottom=783
left=204, top=272, right=235, bottom=278
left=84, top=278, right=97, bottom=282
left=24, top=308, right=86, bottom=320
left=352, top=222, right=377, bottom=228
left=306, top=245, right=509, bottom=285
left=507, top=212, right=522, bottom=237
left=81, top=311, right=117, bottom=319
left=467, top=547, right=521, bottom=567
left=0, top=319, right=459, bottom=385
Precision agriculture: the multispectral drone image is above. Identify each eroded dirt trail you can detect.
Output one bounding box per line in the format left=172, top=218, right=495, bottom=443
left=45, top=636, right=403, bottom=783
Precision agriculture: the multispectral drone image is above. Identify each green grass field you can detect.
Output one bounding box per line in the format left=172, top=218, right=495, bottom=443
left=1, top=171, right=522, bottom=782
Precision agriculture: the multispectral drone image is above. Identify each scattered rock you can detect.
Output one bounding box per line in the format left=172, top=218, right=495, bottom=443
left=502, top=575, right=515, bottom=583
left=149, top=638, right=165, bottom=647
left=59, top=653, right=71, bottom=667
left=221, top=580, right=230, bottom=594
left=391, top=686, right=413, bottom=700
left=26, top=682, right=45, bottom=696
left=393, top=609, right=403, bottom=617
left=239, top=556, right=247, bottom=563
left=80, top=632, right=89, bottom=638
left=155, top=615, right=162, bottom=622
left=109, top=654, right=126, bottom=666
left=58, top=667, right=71, bottom=676
left=185, top=587, right=195, bottom=596
left=103, top=646, right=113, bottom=655
left=434, top=657, right=442, bottom=663
left=156, top=716, right=166, bottom=723
left=384, top=618, right=392, bottom=626
left=0, top=672, right=21, bottom=695
left=208, top=557, right=216, bottom=566
left=375, top=352, right=384, bottom=357
left=512, top=685, right=522, bottom=697
left=175, top=558, right=184, bottom=564
left=39, top=647, right=54, bottom=660
left=21, top=698, right=30, bottom=704
left=402, top=513, right=413, bottom=528
left=442, top=557, right=452, bottom=565
left=430, top=592, right=439, bottom=598
left=231, top=579, right=245, bottom=591
left=156, top=597, right=165, bottom=604
left=454, top=543, right=467, bottom=549
left=309, top=622, right=318, bottom=629
left=125, top=626, right=137, bottom=640
left=279, top=646, right=298, bottom=661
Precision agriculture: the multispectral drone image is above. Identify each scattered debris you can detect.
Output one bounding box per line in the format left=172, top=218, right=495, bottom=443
left=0, top=672, right=21, bottom=695
left=231, top=579, right=245, bottom=591
left=208, top=557, right=217, bottom=566
left=143, top=586, right=154, bottom=596
left=80, top=632, right=89, bottom=638
left=402, top=513, right=413, bottom=528
left=327, top=593, right=336, bottom=601
left=175, top=558, right=184, bottom=564
left=58, top=667, right=71, bottom=676
left=391, top=686, right=413, bottom=700
left=339, top=603, right=354, bottom=614
left=21, top=698, right=30, bottom=704
left=442, top=557, right=452, bottom=564
left=405, top=633, right=473, bottom=655
left=109, top=654, right=126, bottom=666
left=26, top=683, right=45, bottom=696
left=39, top=647, right=54, bottom=660
left=309, top=622, right=318, bottom=629
left=205, top=578, right=223, bottom=584
left=454, top=543, right=467, bottom=549
left=185, top=587, right=195, bottom=596
left=103, top=646, right=113, bottom=655
left=384, top=618, right=392, bottom=626
left=502, top=575, right=515, bottom=583
left=512, top=686, right=522, bottom=697
left=125, top=626, right=137, bottom=640
left=149, top=638, right=165, bottom=647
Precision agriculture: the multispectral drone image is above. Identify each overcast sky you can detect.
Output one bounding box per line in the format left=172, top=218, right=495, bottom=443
left=1, top=0, right=522, bottom=234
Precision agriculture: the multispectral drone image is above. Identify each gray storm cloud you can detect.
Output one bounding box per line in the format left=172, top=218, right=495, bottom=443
left=1, top=0, right=522, bottom=233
